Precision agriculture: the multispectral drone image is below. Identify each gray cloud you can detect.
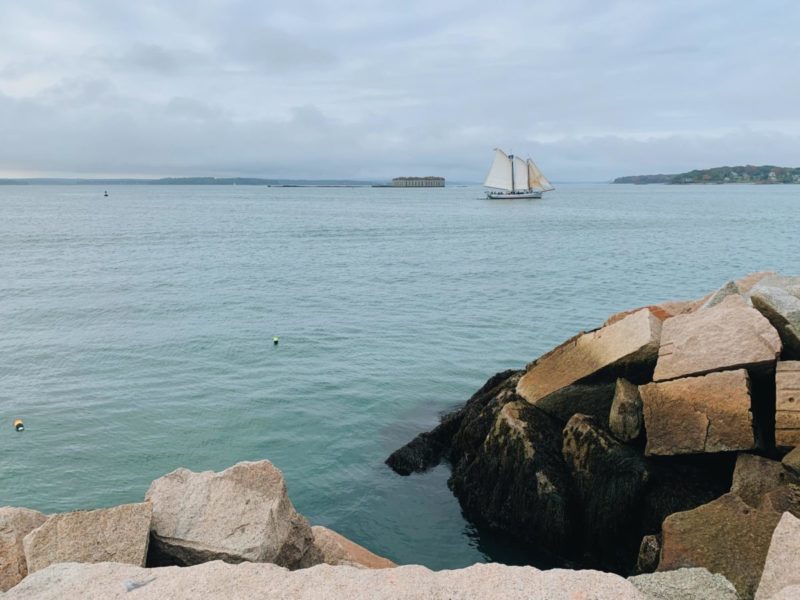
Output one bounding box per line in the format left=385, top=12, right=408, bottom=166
left=0, top=0, right=798, bottom=180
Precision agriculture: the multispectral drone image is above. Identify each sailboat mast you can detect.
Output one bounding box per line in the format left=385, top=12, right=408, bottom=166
left=510, top=154, right=515, bottom=192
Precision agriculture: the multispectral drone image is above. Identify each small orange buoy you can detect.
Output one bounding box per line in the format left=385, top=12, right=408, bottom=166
left=13, top=419, right=24, bottom=432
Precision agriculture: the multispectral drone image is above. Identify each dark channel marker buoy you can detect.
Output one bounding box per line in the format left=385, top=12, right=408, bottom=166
left=273, top=336, right=280, bottom=346
left=14, top=419, right=24, bottom=432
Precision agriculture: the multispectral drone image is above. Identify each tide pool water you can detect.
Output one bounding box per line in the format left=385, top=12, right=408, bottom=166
left=1, top=183, right=798, bottom=568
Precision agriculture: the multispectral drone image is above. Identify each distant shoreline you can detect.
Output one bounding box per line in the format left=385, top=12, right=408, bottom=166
left=614, top=165, right=800, bottom=185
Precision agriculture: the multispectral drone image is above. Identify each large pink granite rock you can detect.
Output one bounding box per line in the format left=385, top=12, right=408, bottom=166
left=2, top=560, right=649, bottom=600
left=755, top=512, right=800, bottom=600
left=517, top=308, right=662, bottom=405
left=730, top=453, right=800, bottom=507
left=22, top=503, right=151, bottom=574
left=659, top=493, right=781, bottom=600
left=640, top=369, right=754, bottom=456
left=749, top=274, right=800, bottom=358
left=653, top=294, right=781, bottom=382
left=0, top=507, right=47, bottom=591
left=305, top=526, right=395, bottom=569
left=776, top=361, right=800, bottom=447
left=145, top=461, right=318, bottom=568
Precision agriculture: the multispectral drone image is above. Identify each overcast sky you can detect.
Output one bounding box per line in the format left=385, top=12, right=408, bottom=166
left=1, top=0, right=798, bottom=181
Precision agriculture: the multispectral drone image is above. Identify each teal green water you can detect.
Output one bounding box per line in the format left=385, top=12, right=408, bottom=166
left=1, top=183, right=798, bottom=568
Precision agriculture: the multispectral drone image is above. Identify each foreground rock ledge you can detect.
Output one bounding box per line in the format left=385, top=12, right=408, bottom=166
left=3, top=561, right=649, bottom=600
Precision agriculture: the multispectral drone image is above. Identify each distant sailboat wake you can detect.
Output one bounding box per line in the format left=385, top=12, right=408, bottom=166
left=484, top=149, right=554, bottom=199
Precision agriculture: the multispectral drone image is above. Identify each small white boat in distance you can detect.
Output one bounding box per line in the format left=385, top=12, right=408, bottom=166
left=484, top=148, right=554, bottom=199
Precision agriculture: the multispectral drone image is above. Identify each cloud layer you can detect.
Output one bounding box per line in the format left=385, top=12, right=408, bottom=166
left=1, top=0, right=798, bottom=180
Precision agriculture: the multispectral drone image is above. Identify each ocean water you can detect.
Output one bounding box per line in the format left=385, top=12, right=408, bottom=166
left=1, top=183, right=798, bottom=568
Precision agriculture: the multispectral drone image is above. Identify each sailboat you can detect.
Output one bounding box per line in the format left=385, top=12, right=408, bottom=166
left=483, top=148, right=554, bottom=199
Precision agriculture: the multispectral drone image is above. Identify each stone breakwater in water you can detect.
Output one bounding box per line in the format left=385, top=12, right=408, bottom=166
left=0, top=459, right=760, bottom=600
left=387, top=272, right=800, bottom=600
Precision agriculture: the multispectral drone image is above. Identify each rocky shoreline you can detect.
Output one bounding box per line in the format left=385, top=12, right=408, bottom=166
left=388, top=272, right=800, bottom=599
left=3, top=272, right=800, bottom=598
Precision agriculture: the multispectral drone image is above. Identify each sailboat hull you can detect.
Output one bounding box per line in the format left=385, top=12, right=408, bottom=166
left=486, top=190, right=543, bottom=199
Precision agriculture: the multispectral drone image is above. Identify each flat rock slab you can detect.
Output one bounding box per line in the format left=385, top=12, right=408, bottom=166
left=3, top=560, right=649, bottom=600
left=653, top=294, right=781, bottom=382
left=641, top=369, right=754, bottom=456
left=517, top=308, right=661, bottom=405
left=305, top=526, right=395, bottom=569
left=659, top=493, right=781, bottom=600
left=782, top=445, right=800, bottom=476
left=749, top=274, right=800, bottom=358
left=776, top=361, right=800, bottom=447
left=145, top=460, right=316, bottom=568
left=629, top=567, right=739, bottom=600
left=755, top=512, right=800, bottom=600
left=22, top=502, right=151, bottom=575
left=0, top=507, right=47, bottom=592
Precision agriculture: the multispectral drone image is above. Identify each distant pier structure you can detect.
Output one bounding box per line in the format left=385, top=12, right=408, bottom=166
left=391, top=176, right=445, bottom=188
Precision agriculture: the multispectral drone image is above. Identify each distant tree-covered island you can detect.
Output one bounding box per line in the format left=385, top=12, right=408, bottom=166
left=614, top=165, right=800, bottom=184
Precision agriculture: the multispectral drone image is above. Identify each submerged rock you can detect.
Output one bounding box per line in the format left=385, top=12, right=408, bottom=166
left=0, top=507, right=47, bottom=592
left=517, top=308, right=662, bottom=405
left=653, top=294, right=780, bottom=382
left=2, top=560, right=649, bottom=600
left=659, top=493, right=781, bottom=599
left=145, top=461, right=318, bottom=569
left=641, top=370, right=755, bottom=455
left=629, top=568, right=740, bottom=600
left=23, top=502, right=151, bottom=575
left=386, top=370, right=521, bottom=475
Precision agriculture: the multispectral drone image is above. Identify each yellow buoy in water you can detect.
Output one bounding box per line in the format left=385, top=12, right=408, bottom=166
left=273, top=336, right=280, bottom=346
left=14, top=419, right=24, bottom=432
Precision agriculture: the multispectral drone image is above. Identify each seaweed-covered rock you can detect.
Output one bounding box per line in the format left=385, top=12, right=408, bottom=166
left=562, top=414, right=649, bottom=571
left=449, top=401, right=573, bottom=562
left=385, top=370, right=521, bottom=475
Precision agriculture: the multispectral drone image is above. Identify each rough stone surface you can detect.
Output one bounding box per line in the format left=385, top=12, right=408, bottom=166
left=731, top=453, right=799, bottom=507
left=630, top=568, right=740, bottom=600
left=304, top=526, right=395, bottom=569
left=609, top=378, right=643, bottom=441
left=782, top=446, right=800, bottom=476
left=659, top=493, right=781, bottom=599
left=603, top=298, right=704, bottom=327
left=755, top=512, right=800, bottom=600
left=653, top=294, right=781, bottom=382
left=749, top=275, right=800, bottom=358
left=635, top=535, right=660, bottom=574
left=776, top=361, right=800, bottom=447
left=641, top=370, right=754, bottom=456
left=22, top=503, right=151, bottom=575
left=517, top=308, right=662, bottom=405
left=145, top=461, right=317, bottom=568
left=758, top=484, right=800, bottom=517
left=448, top=400, right=574, bottom=562
left=0, top=507, right=47, bottom=592
left=2, top=561, right=648, bottom=600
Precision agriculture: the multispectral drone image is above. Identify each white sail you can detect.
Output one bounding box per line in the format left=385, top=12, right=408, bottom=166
left=513, top=156, right=528, bottom=191
left=484, top=149, right=513, bottom=191
left=527, top=159, right=555, bottom=191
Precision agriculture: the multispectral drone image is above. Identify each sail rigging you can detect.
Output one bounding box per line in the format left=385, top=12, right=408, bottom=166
left=527, top=159, right=555, bottom=192
left=484, top=149, right=514, bottom=191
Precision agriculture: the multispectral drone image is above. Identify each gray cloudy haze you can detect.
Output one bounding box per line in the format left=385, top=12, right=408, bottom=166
left=1, top=0, right=798, bottom=181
